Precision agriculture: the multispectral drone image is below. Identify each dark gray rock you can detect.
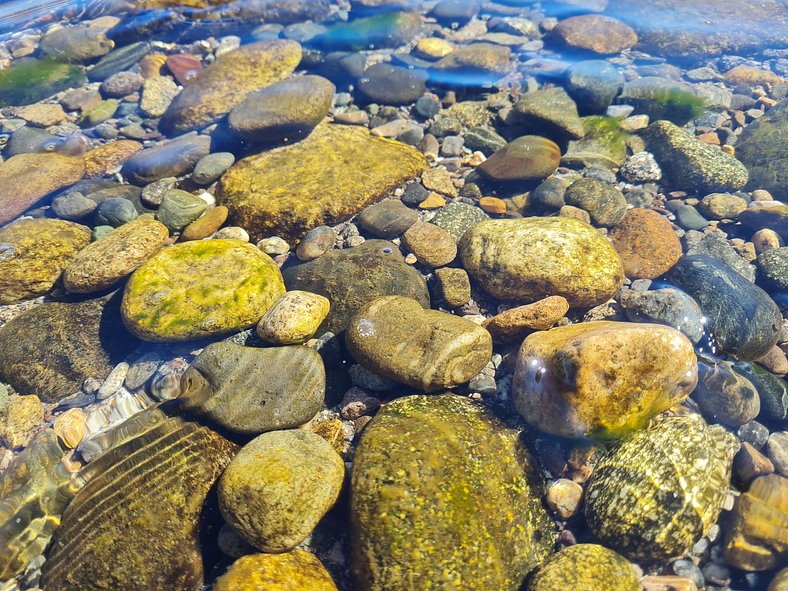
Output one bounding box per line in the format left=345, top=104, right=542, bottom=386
left=430, top=0, right=481, bottom=25
left=734, top=361, right=788, bottom=429
left=192, top=152, right=235, bottom=186
left=121, top=134, right=211, bottom=185
left=94, top=197, right=138, bottom=227
left=737, top=99, right=788, bottom=201
left=565, top=60, right=624, bottom=115
left=564, top=178, right=627, bottom=226
left=619, top=287, right=705, bottom=343
left=686, top=232, right=755, bottom=282
left=756, top=247, right=788, bottom=292
left=358, top=63, right=427, bottom=105
left=675, top=205, right=708, bottom=231
left=356, top=200, right=419, bottom=238
left=51, top=192, right=96, bottom=221
left=87, top=42, right=151, bottom=82
left=513, top=87, right=585, bottom=140
left=692, top=358, right=761, bottom=427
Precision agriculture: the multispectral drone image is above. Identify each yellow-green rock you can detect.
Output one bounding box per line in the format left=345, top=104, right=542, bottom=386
left=512, top=321, right=698, bottom=439
left=0, top=218, right=91, bottom=304
left=256, top=290, right=330, bottom=345
left=160, top=40, right=302, bottom=134
left=121, top=239, right=285, bottom=341
left=459, top=217, right=625, bottom=307
left=586, top=413, right=739, bottom=561
left=218, top=124, right=427, bottom=243
left=214, top=551, right=338, bottom=591
left=351, top=394, right=555, bottom=591
left=1, top=394, right=44, bottom=448
left=528, top=544, right=640, bottom=591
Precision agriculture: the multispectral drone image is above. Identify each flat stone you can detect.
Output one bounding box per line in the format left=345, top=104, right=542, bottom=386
left=476, top=135, right=560, bottom=182
left=358, top=63, right=426, bottom=105
left=356, top=200, right=419, bottom=239
left=513, top=87, right=585, bottom=140
left=192, top=152, right=235, bottom=186
left=181, top=206, right=229, bottom=240
left=401, top=221, right=457, bottom=267
left=40, top=25, right=113, bottom=62
left=157, top=189, right=208, bottom=232
left=482, top=296, right=569, bottom=343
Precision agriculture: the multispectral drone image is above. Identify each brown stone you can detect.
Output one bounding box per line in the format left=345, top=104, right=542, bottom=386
left=482, top=296, right=569, bottom=343
left=181, top=206, right=229, bottom=240
left=479, top=196, right=507, bottom=214
left=609, top=208, right=682, bottom=279
left=552, top=15, right=637, bottom=54
left=83, top=140, right=143, bottom=178
left=401, top=222, right=457, bottom=268
left=418, top=192, right=446, bottom=209
left=165, top=54, right=203, bottom=86
left=724, top=66, right=783, bottom=87
left=1, top=395, right=44, bottom=448
left=53, top=408, right=87, bottom=449
left=734, top=442, right=775, bottom=484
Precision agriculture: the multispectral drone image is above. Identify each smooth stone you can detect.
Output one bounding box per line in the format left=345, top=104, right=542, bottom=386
left=642, top=121, right=749, bottom=193
left=619, top=288, right=705, bottom=343
left=528, top=544, right=640, bottom=591
left=356, top=200, right=419, bottom=239
left=351, top=394, right=555, bottom=591
left=464, top=126, right=507, bottom=154
left=40, top=407, right=236, bottom=591
left=346, top=296, right=492, bottom=392
left=121, top=240, right=285, bottom=342
left=531, top=177, right=570, bottom=209
left=564, top=178, right=627, bottom=226
left=692, top=358, right=761, bottom=427
left=740, top=206, right=788, bottom=241
left=218, top=124, right=426, bottom=243
left=0, top=294, right=138, bottom=401
left=181, top=206, right=229, bottom=241
left=664, top=255, right=781, bottom=359
left=87, top=41, right=151, bottom=81
left=618, top=77, right=705, bottom=125
left=139, top=75, right=180, bottom=117
left=735, top=362, right=788, bottom=429
left=63, top=218, right=169, bottom=293
left=482, top=296, right=569, bottom=343
left=161, top=40, right=302, bottom=134
left=122, top=134, right=211, bottom=185
left=737, top=100, right=788, bottom=201
left=256, top=291, right=330, bottom=345
left=0, top=153, right=85, bottom=225
left=156, top=189, right=208, bottom=232
left=218, top=430, right=344, bottom=552
left=565, top=60, right=624, bottom=114
left=700, top=193, right=748, bottom=220
left=513, top=321, right=697, bottom=439
left=5, top=127, right=74, bottom=157
left=311, top=12, right=421, bottom=51
left=476, top=135, right=561, bottom=182
left=13, top=103, right=68, bottom=127
left=358, top=63, right=426, bottom=105
left=766, top=432, right=788, bottom=476
left=401, top=221, right=457, bottom=268
left=295, top=225, right=335, bottom=260
left=0, top=218, right=90, bottom=304
left=0, top=58, right=85, bottom=107
left=164, top=53, right=202, bottom=85
left=686, top=233, right=755, bottom=282
left=191, top=152, right=235, bottom=186
left=433, top=267, right=471, bottom=308
left=180, top=342, right=324, bottom=435
left=675, top=204, right=708, bottom=231
left=214, top=551, right=338, bottom=591
left=432, top=43, right=512, bottom=85
left=513, top=87, right=585, bottom=140
left=757, top=246, right=788, bottom=292
left=430, top=0, right=480, bottom=24
left=551, top=15, right=637, bottom=54
left=609, top=208, right=682, bottom=279
left=459, top=217, right=624, bottom=307
left=94, top=196, right=138, bottom=227
left=228, top=75, right=334, bottom=143
left=586, top=413, right=739, bottom=560
left=100, top=71, right=144, bottom=98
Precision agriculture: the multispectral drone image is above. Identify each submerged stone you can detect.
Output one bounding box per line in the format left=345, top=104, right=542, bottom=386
left=737, top=99, right=788, bottom=201
left=121, top=134, right=211, bottom=185
left=311, top=12, right=421, bottom=51
left=214, top=551, right=338, bottom=591
left=476, top=135, right=560, bottom=182
left=0, top=58, right=85, bottom=107
left=351, top=394, right=555, bottom=591
left=528, top=544, right=640, bottom=591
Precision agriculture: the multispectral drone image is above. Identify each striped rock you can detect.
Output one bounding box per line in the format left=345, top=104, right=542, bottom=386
left=180, top=342, right=325, bottom=435
left=586, top=413, right=739, bottom=560
left=41, top=404, right=237, bottom=591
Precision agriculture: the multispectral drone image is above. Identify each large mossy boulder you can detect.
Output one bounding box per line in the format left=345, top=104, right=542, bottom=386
left=351, top=394, right=555, bottom=591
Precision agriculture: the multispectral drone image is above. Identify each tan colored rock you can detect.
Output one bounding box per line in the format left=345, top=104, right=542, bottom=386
left=1, top=395, right=44, bottom=448
left=257, top=291, right=330, bottom=345
left=641, top=576, right=698, bottom=591
left=724, top=66, right=783, bottom=87
left=734, top=442, right=775, bottom=484
left=83, top=140, right=143, bottom=178
left=545, top=478, right=583, bottom=519
left=53, top=408, right=86, bottom=449
left=13, top=103, right=68, bottom=127
left=552, top=15, right=637, bottom=54
left=214, top=551, right=338, bottom=591
left=482, top=296, right=569, bottom=343
left=512, top=321, right=698, bottom=439
left=181, top=206, right=229, bottom=240
left=401, top=222, right=457, bottom=268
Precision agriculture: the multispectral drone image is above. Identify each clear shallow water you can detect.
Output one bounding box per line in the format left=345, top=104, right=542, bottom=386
left=0, top=1, right=786, bottom=590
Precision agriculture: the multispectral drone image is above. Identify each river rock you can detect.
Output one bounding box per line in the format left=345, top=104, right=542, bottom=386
left=93, top=196, right=138, bottom=227
left=312, top=11, right=421, bottom=51
left=565, top=60, right=625, bottom=114
left=358, top=63, right=427, bottom=105
left=180, top=342, right=324, bottom=435
left=121, top=240, right=285, bottom=341
left=87, top=41, right=151, bottom=82
left=619, top=287, right=705, bottom=343
left=228, top=75, right=334, bottom=143
left=551, top=15, right=637, bottom=54
left=214, top=551, right=338, bottom=591
left=692, top=357, right=761, bottom=427
left=482, top=296, right=569, bottom=343
left=476, top=135, right=561, bottom=182
left=156, top=189, right=208, bottom=231
left=459, top=217, right=624, bottom=307
left=432, top=43, right=512, bottom=85
left=0, top=218, right=90, bottom=304
left=513, top=87, right=585, bottom=140
left=121, top=134, right=211, bottom=185
left=218, top=429, right=344, bottom=552
left=664, top=255, right=781, bottom=359
left=256, top=291, right=330, bottom=345
left=181, top=205, right=228, bottom=240
left=41, top=24, right=113, bottom=62
left=586, top=413, right=739, bottom=560
left=40, top=406, right=237, bottom=591
left=62, top=218, right=169, bottom=293
left=757, top=247, right=788, bottom=292
left=740, top=206, right=788, bottom=241
left=219, top=124, right=425, bottom=243
left=609, top=208, right=682, bottom=279
left=351, top=394, right=555, bottom=591
left=0, top=58, right=85, bottom=107
left=0, top=294, right=138, bottom=401
left=643, top=120, right=749, bottom=193
left=528, top=544, right=640, bottom=591
left=0, top=153, right=85, bottom=225
left=737, top=100, right=788, bottom=201
left=513, top=321, right=697, bottom=439
left=401, top=221, right=457, bottom=267
left=161, top=40, right=302, bottom=134
left=356, top=200, right=419, bottom=239
left=564, top=178, right=627, bottom=226
left=346, top=296, right=492, bottom=392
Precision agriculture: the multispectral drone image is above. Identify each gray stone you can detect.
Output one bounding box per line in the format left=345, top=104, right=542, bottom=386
left=565, top=61, right=624, bottom=115
left=156, top=190, right=208, bottom=232
left=756, top=247, right=788, bottom=292
left=88, top=42, right=151, bottom=82
left=686, top=233, right=755, bottom=282
left=765, top=431, right=788, bottom=476
left=295, top=225, right=336, bottom=261
left=51, top=192, right=96, bottom=221
left=564, top=178, right=627, bottom=226
left=192, top=153, right=235, bottom=186
left=122, top=134, right=211, bottom=185
left=692, top=358, right=761, bottom=427
left=430, top=202, right=490, bottom=242
left=675, top=205, right=708, bottom=231
left=513, top=87, right=585, bottom=140
left=619, top=287, right=705, bottom=344
left=94, top=197, right=138, bottom=227
left=358, top=63, right=427, bottom=105
left=737, top=99, right=788, bottom=201
left=356, top=200, right=418, bottom=238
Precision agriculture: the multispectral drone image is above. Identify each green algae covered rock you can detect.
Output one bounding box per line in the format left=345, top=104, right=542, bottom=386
left=121, top=239, right=285, bottom=342
left=219, top=124, right=427, bottom=243
left=459, top=217, right=624, bottom=307
left=0, top=58, right=85, bottom=107
left=562, top=116, right=630, bottom=169
left=214, top=551, right=338, bottom=591
left=40, top=405, right=237, bottom=591
left=351, top=394, right=555, bottom=591
left=737, top=99, right=788, bottom=201
left=586, top=413, right=739, bottom=561
left=0, top=218, right=91, bottom=304
left=527, top=544, right=640, bottom=591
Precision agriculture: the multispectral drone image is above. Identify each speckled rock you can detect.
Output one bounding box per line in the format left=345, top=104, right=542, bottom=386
left=161, top=40, right=302, bottom=134
left=609, top=208, right=682, bottom=279
left=0, top=218, right=90, bottom=304
left=757, top=247, right=788, bottom=292
left=513, top=321, right=697, bottom=439
left=63, top=218, right=169, bottom=293
left=434, top=267, right=471, bottom=308
left=156, top=189, right=208, bottom=232
left=121, top=240, right=285, bottom=341
left=0, top=153, right=85, bottom=225
left=140, top=75, right=180, bottom=118
left=180, top=341, right=324, bottom=435
left=283, top=239, right=429, bottom=334
left=256, top=291, right=330, bottom=345
left=737, top=99, right=788, bottom=201
left=219, top=124, right=426, bottom=243
left=482, top=296, right=569, bottom=343
left=528, top=544, right=640, bottom=591
left=218, top=429, right=344, bottom=552
left=564, top=178, right=627, bottom=226
left=121, top=134, right=211, bottom=185
left=214, top=551, right=338, bottom=591
left=692, top=358, right=761, bottom=427
left=699, top=193, right=748, bottom=220
left=664, top=255, right=781, bottom=359
left=459, top=217, right=624, bottom=307
left=351, top=394, right=555, bottom=591
left=619, top=287, right=705, bottom=343
left=346, top=296, right=492, bottom=392
left=401, top=221, right=457, bottom=267
left=551, top=15, right=637, bottom=54
left=513, top=87, right=585, bottom=140
left=643, top=121, right=749, bottom=193
left=40, top=25, right=113, bottom=62
left=0, top=294, right=138, bottom=401
left=1, top=394, right=44, bottom=448
left=586, top=413, right=739, bottom=561
left=83, top=140, right=143, bottom=178
left=430, top=202, right=489, bottom=241
left=476, top=135, right=561, bottom=182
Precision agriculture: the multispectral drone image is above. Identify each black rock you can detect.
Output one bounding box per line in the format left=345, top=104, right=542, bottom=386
left=358, top=63, right=427, bottom=106
left=121, top=133, right=211, bottom=185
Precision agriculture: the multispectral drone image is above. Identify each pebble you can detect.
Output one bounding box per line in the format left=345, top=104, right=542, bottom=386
left=699, top=193, right=749, bottom=219
left=401, top=221, right=457, bottom=268
left=544, top=478, right=584, bottom=519
left=53, top=408, right=86, bottom=449
left=257, top=236, right=290, bottom=256
left=96, top=362, right=129, bottom=400
left=477, top=135, right=561, bottom=181
left=213, top=227, right=249, bottom=241
left=181, top=206, right=229, bottom=241
left=609, top=208, right=682, bottom=279
left=753, top=228, right=782, bottom=253
left=356, top=200, right=419, bottom=239
left=766, top=432, right=788, bottom=476
left=156, top=189, right=208, bottom=232
left=551, top=15, right=637, bottom=55
left=139, top=75, right=180, bottom=118
left=94, top=197, right=138, bottom=227
left=733, top=442, right=774, bottom=484
left=619, top=287, right=705, bottom=343
left=257, top=291, right=330, bottom=345
left=100, top=71, right=143, bottom=98
left=619, top=151, right=662, bottom=183
left=482, top=296, right=569, bottom=343
left=433, top=267, right=471, bottom=309
left=296, top=225, right=336, bottom=261
left=564, top=178, right=627, bottom=226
